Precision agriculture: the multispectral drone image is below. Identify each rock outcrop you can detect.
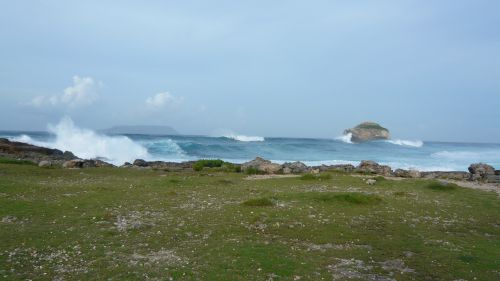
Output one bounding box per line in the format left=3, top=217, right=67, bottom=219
left=356, top=160, right=392, bottom=176
left=282, top=161, right=309, bottom=174
left=241, top=157, right=282, bottom=174
left=343, top=122, right=390, bottom=143
left=468, top=163, right=499, bottom=183
left=62, top=159, right=115, bottom=169
left=0, top=138, right=75, bottom=165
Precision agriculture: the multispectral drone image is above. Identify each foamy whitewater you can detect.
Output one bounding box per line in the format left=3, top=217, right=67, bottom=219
left=2, top=119, right=499, bottom=171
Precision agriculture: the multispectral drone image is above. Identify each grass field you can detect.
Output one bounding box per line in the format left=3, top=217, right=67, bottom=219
left=1, top=163, right=499, bottom=280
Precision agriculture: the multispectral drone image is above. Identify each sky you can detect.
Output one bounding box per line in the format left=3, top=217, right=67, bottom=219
left=0, top=0, right=499, bottom=142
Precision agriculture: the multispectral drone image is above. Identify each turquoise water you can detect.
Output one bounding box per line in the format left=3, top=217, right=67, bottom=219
left=1, top=130, right=499, bottom=171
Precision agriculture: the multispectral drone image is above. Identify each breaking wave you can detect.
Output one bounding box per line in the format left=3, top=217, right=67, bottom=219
left=12, top=117, right=149, bottom=165
left=386, top=139, right=423, bottom=148
left=335, top=133, right=353, bottom=144
left=223, top=134, right=265, bottom=142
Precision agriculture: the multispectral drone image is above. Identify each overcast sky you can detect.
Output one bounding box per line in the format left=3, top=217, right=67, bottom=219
left=0, top=1, right=499, bottom=142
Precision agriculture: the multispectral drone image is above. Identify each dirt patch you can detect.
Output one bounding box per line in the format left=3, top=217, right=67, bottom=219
left=328, top=258, right=414, bottom=281
left=129, top=249, right=187, bottom=267
left=244, top=174, right=300, bottom=180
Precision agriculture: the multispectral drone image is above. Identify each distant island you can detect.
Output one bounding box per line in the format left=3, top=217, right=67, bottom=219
left=344, top=122, right=390, bottom=143
left=99, top=125, right=178, bottom=135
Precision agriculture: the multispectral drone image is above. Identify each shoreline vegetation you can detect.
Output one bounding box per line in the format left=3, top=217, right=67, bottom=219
left=1, top=137, right=499, bottom=280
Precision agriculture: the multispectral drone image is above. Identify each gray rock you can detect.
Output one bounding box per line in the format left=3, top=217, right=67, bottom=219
left=468, top=163, right=495, bottom=181
left=38, top=160, right=52, bottom=168
left=343, top=122, right=390, bottom=143
left=282, top=161, right=308, bottom=174
left=485, top=174, right=500, bottom=184
left=366, top=179, right=376, bottom=185
left=63, top=159, right=85, bottom=168
left=133, top=159, right=149, bottom=167
left=394, top=169, right=421, bottom=178
left=357, top=160, right=392, bottom=176
left=241, top=157, right=281, bottom=174
left=420, top=171, right=469, bottom=180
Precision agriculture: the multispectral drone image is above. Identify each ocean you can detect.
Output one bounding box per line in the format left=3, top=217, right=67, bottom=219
left=1, top=119, right=499, bottom=172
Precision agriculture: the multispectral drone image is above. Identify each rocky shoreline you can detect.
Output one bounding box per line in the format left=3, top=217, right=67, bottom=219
left=1, top=138, right=499, bottom=185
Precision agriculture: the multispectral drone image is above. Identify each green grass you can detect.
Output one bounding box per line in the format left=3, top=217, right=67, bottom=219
left=355, top=122, right=389, bottom=131
left=0, top=163, right=499, bottom=280
left=313, top=192, right=382, bottom=205
left=300, top=173, right=332, bottom=180
left=425, top=181, right=458, bottom=191
left=0, top=157, right=36, bottom=165
left=242, top=197, right=275, bottom=207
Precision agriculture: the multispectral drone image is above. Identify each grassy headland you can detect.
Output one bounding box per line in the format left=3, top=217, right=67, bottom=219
left=0, top=162, right=499, bottom=280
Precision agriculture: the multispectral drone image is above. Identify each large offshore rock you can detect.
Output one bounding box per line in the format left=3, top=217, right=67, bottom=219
left=343, top=122, right=390, bottom=143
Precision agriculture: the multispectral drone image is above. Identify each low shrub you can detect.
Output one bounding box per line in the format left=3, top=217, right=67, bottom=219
left=192, top=159, right=225, bottom=171
left=314, top=192, right=382, bottom=205
left=300, top=173, right=331, bottom=180
left=0, top=157, right=36, bottom=165
left=242, top=197, right=275, bottom=207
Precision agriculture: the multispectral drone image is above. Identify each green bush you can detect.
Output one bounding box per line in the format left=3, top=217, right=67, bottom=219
left=192, top=159, right=225, bottom=171
left=242, top=197, right=275, bottom=207
left=0, top=157, right=36, bottom=165
left=300, top=173, right=316, bottom=180
left=245, top=167, right=262, bottom=175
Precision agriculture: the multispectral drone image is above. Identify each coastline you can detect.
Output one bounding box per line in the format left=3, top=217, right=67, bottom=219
left=1, top=138, right=499, bottom=193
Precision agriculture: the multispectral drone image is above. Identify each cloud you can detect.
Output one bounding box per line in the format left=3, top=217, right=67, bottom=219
left=61, top=76, right=98, bottom=107
left=145, top=92, right=182, bottom=108
left=25, top=75, right=99, bottom=108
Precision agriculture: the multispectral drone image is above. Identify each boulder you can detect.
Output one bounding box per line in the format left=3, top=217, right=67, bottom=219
left=282, top=161, right=308, bottom=174
left=343, top=122, right=390, bottom=143
left=485, top=174, right=500, bottom=184
left=241, top=157, right=281, bottom=174
left=38, top=160, right=52, bottom=168
left=420, top=171, right=469, bottom=180
left=317, top=164, right=355, bottom=173
left=394, top=169, right=421, bottom=178
left=133, top=159, right=149, bottom=167
left=366, top=179, right=376, bottom=185
left=468, top=163, right=495, bottom=181
left=63, top=159, right=85, bottom=168
left=357, top=160, right=392, bottom=176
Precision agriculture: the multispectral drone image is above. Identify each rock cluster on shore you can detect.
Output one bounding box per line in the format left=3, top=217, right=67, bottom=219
left=0, top=138, right=498, bottom=184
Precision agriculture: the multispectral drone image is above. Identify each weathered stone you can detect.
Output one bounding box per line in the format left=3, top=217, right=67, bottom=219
left=63, top=159, right=85, bottom=168
left=468, top=163, right=495, bottom=181
left=485, top=174, right=500, bottom=184
left=343, top=122, right=390, bottom=143
left=133, top=159, right=149, bottom=167
left=38, top=160, right=52, bottom=167
left=357, top=160, right=392, bottom=176
left=420, top=171, right=469, bottom=180
left=366, top=179, right=376, bottom=185
left=282, top=161, right=308, bottom=174
left=241, top=157, right=282, bottom=174
left=394, top=169, right=421, bottom=178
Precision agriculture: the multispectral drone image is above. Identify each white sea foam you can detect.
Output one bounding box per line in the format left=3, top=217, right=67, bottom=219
left=13, top=117, right=150, bottom=165
left=223, top=134, right=265, bottom=142
left=335, top=133, right=353, bottom=144
left=385, top=139, right=423, bottom=147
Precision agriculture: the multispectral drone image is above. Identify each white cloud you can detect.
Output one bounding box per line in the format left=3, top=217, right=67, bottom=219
left=61, top=76, right=98, bottom=107
left=25, top=75, right=99, bottom=108
left=145, top=92, right=181, bottom=108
